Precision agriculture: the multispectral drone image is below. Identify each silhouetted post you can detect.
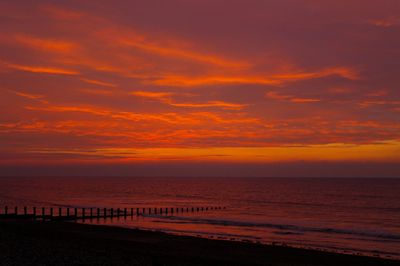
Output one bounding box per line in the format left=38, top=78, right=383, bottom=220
left=82, top=208, right=85, bottom=219
left=191, top=207, right=194, bottom=212
left=42, top=207, right=45, bottom=219
left=171, top=207, right=174, bottom=214
left=117, top=208, right=120, bottom=217
left=148, top=208, right=151, bottom=215
left=124, top=208, right=127, bottom=217
left=206, top=207, right=208, bottom=211
left=136, top=208, right=139, bottom=216
left=97, top=208, right=100, bottom=218
left=66, top=208, right=70, bottom=217
left=14, top=206, right=18, bottom=215
left=142, top=208, right=145, bottom=214
left=74, top=208, right=78, bottom=217
left=24, top=206, right=27, bottom=216
left=59, top=208, right=62, bottom=217
left=160, top=208, right=163, bottom=214
left=33, top=207, right=36, bottom=217
left=176, top=207, right=179, bottom=213
left=111, top=208, right=114, bottom=218
left=130, top=208, right=133, bottom=216
left=104, top=208, right=107, bottom=218
left=4, top=206, right=8, bottom=215
left=166, top=207, right=168, bottom=215
left=50, top=207, right=53, bottom=217
left=197, top=207, right=199, bottom=212
left=186, top=207, right=189, bottom=212
left=90, top=208, right=93, bottom=217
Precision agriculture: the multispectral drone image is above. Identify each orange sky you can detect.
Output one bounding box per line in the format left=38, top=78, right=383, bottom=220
left=0, top=1, right=399, bottom=176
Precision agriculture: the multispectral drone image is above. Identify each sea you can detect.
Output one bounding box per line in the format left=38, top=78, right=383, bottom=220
left=0, top=176, right=399, bottom=259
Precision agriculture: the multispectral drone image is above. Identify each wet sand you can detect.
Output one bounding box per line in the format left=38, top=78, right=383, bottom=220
left=0, top=220, right=398, bottom=266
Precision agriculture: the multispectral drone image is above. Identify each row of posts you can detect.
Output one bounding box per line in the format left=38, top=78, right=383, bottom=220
left=1, top=206, right=225, bottom=220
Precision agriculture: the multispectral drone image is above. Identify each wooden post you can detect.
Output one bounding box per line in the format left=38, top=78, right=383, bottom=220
left=176, top=207, right=179, bottom=213
left=90, top=208, right=93, bottom=217
left=111, top=208, right=113, bottom=218
left=171, top=207, right=174, bottom=214
left=42, top=207, right=45, bottom=218
left=97, top=208, right=100, bottom=218
left=33, top=207, right=36, bottom=217
left=160, top=207, right=163, bottom=214
left=15, top=206, right=18, bottom=215
left=142, top=208, right=145, bottom=214
left=166, top=207, right=168, bottom=214
left=154, top=207, right=157, bottom=214
left=181, top=207, right=184, bottom=213
left=82, top=208, right=85, bottom=219
left=104, top=208, right=107, bottom=218
left=197, top=207, right=199, bottom=212
left=130, top=208, right=133, bottom=216
left=4, top=206, right=8, bottom=215
left=59, top=207, right=62, bottom=217
left=148, top=208, right=151, bottom=215
left=50, top=208, right=53, bottom=217
left=66, top=208, right=70, bottom=217
left=201, top=207, right=204, bottom=211
left=136, top=208, right=139, bottom=216
left=124, top=208, right=127, bottom=217
left=186, top=207, right=189, bottom=212
left=24, top=206, right=27, bottom=216
left=74, top=208, right=78, bottom=217
left=191, top=207, right=194, bottom=212
left=206, top=207, right=208, bottom=211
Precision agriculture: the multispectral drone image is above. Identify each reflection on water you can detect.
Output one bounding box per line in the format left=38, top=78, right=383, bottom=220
left=0, top=176, right=399, bottom=259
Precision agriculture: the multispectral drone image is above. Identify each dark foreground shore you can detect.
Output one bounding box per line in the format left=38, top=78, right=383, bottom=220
left=0, top=220, right=398, bottom=266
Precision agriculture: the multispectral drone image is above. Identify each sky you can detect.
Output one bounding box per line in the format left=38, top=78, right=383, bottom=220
left=0, top=0, right=399, bottom=177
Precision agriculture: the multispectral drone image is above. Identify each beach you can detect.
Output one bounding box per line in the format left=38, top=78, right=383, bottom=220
left=0, top=220, right=398, bottom=266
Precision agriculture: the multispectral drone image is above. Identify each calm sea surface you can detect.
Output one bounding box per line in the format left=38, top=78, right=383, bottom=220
left=0, top=177, right=399, bottom=259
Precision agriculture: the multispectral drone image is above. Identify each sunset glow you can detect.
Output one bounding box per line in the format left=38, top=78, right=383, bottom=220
left=1, top=1, right=399, bottom=176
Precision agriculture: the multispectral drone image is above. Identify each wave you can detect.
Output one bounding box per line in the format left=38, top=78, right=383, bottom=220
left=154, top=215, right=400, bottom=241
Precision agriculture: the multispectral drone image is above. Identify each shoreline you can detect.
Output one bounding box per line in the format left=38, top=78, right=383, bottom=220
left=84, top=220, right=398, bottom=260
left=1, top=219, right=398, bottom=265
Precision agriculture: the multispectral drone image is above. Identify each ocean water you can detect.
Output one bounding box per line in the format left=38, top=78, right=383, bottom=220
left=0, top=176, right=399, bottom=259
